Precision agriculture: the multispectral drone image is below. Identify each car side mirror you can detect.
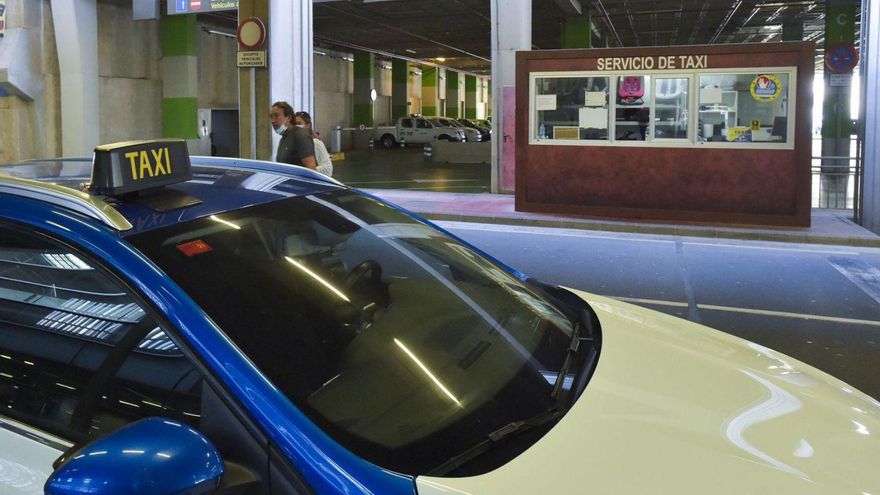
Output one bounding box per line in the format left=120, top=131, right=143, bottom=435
left=45, top=417, right=224, bottom=495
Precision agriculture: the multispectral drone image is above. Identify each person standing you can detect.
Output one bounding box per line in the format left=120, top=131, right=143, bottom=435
left=270, top=101, right=317, bottom=170
left=294, top=111, right=333, bottom=177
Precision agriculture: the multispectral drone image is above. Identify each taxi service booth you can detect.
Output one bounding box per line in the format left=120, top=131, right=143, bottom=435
left=515, top=42, right=814, bottom=226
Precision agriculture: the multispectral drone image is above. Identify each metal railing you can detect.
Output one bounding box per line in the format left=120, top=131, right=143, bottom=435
left=811, top=137, right=863, bottom=216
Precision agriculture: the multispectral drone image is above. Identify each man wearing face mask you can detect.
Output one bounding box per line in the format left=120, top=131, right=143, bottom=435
left=270, top=101, right=317, bottom=169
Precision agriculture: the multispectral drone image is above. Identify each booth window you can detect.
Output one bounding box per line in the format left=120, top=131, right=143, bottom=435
left=534, top=76, right=610, bottom=141
left=614, top=76, right=651, bottom=141
left=654, top=77, right=689, bottom=140
left=698, top=72, right=790, bottom=143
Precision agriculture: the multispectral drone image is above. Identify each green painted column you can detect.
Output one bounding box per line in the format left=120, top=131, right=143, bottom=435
left=160, top=14, right=198, bottom=139
left=446, top=70, right=459, bottom=118
left=820, top=0, right=857, bottom=207
left=392, top=59, right=409, bottom=120
left=561, top=15, right=591, bottom=48
left=486, top=81, right=491, bottom=116
left=465, top=75, right=477, bottom=119
left=353, top=51, right=375, bottom=127
left=422, top=67, right=438, bottom=116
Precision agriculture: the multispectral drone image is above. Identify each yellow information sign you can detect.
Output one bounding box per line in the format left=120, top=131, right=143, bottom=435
left=237, top=50, right=267, bottom=68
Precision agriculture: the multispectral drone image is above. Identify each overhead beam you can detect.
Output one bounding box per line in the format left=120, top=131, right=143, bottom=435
left=553, top=0, right=582, bottom=15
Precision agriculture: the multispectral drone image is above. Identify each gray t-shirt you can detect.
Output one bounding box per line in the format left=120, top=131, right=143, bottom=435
left=276, top=127, right=316, bottom=166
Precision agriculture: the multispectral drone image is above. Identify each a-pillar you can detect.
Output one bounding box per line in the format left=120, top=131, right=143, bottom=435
left=491, top=0, right=531, bottom=193
left=860, top=0, right=880, bottom=232
left=422, top=67, right=438, bottom=116
left=238, top=0, right=270, bottom=159
left=821, top=0, right=857, bottom=208
left=446, top=70, right=460, bottom=118
left=353, top=51, right=375, bottom=127
left=160, top=14, right=199, bottom=147
left=50, top=0, right=99, bottom=156
left=561, top=15, right=591, bottom=48
left=465, top=75, right=478, bottom=119
left=392, top=59, right=409, bottom=120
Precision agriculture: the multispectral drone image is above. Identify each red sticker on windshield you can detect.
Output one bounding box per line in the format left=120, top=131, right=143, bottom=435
left=176, top=240, right=213, bottom=257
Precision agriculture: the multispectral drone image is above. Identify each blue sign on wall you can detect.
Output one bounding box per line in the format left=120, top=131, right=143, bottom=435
left=168, top=0, right=238, bottom=15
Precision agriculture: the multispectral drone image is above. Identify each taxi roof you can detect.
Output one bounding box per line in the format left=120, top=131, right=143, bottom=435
left=0, top=155, right=344, bottom=236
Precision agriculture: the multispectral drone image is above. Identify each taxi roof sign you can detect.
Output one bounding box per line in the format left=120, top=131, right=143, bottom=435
left=89, top=140, right=192, bottom=196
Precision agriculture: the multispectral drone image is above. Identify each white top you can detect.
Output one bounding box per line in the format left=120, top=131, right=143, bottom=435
left=313, top=138, right=333, bottom=177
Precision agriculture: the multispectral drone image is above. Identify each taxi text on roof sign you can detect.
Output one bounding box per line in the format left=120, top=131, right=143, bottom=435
left=89, top=140, right=192, bottom=196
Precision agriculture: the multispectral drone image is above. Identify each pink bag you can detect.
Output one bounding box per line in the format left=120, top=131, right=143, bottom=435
left=618, top=76, right=644, bottom=105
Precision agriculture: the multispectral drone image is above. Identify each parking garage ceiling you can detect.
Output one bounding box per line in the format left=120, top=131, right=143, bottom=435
left=199, top=0, right=857, bottom=75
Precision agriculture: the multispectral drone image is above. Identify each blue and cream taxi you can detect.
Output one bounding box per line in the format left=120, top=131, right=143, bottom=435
left=0, top=140, right=877, bottom=495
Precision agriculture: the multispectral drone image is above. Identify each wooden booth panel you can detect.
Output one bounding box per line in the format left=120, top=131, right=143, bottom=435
left=515, top=42, right=814, bottom=227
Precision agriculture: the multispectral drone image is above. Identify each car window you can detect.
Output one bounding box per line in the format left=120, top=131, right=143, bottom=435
left=0, top=224, right=203, bottom=442
left=128, top=190, right=576, bottom=476
left=400, top=119, right=413, bottom=128
left=416, top=119, right=432, bottom=129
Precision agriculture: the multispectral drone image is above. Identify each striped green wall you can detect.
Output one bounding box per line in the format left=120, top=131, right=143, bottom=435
left=160, top=14, right=197, bottom=138
left=422, top=67, right=438, bottom=116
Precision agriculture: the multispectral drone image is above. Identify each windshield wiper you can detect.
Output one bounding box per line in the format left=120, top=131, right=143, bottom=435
left=426, top=405, right=565, bottom=477
left=551, top=320, right=581, bottom=401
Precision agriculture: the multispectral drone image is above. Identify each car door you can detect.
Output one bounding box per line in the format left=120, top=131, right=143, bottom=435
left=0, top=222, right=300, bottom=495
left=398, top=118, right=414, bottom=143
left=413, top=118, right=433, bottom=143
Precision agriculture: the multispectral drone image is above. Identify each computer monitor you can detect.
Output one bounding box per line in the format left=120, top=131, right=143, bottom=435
left=771, top=117, right=787, bottom=138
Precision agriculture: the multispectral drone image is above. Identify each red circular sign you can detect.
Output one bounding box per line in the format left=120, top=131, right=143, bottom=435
left=825, top=44, right=858, bottom=73
left=237, top=17, right=266, bottom=50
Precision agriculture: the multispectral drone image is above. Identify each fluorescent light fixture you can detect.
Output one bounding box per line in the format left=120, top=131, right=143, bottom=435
left=436, top=57, right=446, bottom=62
left=405, top=49, right=417, bottom=54
left=394, top=338, right=461, bottom=406
left=209, top=215, right=241, bottom=230
left=285, top=256, right=351, bottom=303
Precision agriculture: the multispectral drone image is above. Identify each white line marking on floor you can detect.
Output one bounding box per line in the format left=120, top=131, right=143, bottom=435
left=615, top=297, right=689, bottom=308
left=686, top=242, right=859, bottom=256
left=827, top=257, right=880, bottom=306
left=616, top=297, right=880, bottom=327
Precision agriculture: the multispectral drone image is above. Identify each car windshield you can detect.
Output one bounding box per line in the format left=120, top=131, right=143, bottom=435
left=128, top=190, right=575, bottom=475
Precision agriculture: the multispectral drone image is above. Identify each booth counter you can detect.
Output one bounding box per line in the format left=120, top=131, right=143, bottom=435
left=515, top=42, right=814, bottom=226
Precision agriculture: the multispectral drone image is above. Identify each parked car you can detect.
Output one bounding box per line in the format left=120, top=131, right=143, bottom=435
left=430, top=117, right=483, bottom=143
left=455, top=118, right=492, bottom=140
left=1, top=139, right=879, bottom=495
left=373, top=116, right=465, bottom=148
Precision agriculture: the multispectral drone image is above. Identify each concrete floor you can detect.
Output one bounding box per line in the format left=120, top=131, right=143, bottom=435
left=334, top=148, right=490, bottom=193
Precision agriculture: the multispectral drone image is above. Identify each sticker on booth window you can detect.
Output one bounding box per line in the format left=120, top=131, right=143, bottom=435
left=750, top=74, right=782, bottom=102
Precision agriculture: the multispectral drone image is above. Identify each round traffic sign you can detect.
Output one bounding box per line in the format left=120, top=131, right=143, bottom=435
left=825, top=44, right=858, bottom=73
left=237, top=17, right=266, bottom=50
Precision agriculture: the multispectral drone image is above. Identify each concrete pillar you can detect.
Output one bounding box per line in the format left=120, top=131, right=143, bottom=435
left=861, top=0, right=880, bottom=232
left=446, top=70, right=459, bottom=118
left=422, top=67, right=438, bottom=116
left=270, top=0, right=313, bottom=118
left=160, top=14, right=199, bottom=146
left=353, top=51, right=374, bottom=126
left=268, top=0, right=312, bottom=158
left=465, top=75, right=477, bottom=119
left=782, top=20, right=804, bottom=41
left=238, top=0, right=270, bottom=160
left=491, top=0, right=530, bottom=193
left=821, top=0, right=857, bottom=208
left=562, top=15, right=591, bottom=48
left=50, top=0, right=99, bottom=156
left=392, top=59, right=408, bottom=120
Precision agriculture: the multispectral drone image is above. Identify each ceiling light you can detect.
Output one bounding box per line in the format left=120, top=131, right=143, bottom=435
left=405, top=49, right=417, bottom=54
left=436, top=57, right=446, bottom=62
